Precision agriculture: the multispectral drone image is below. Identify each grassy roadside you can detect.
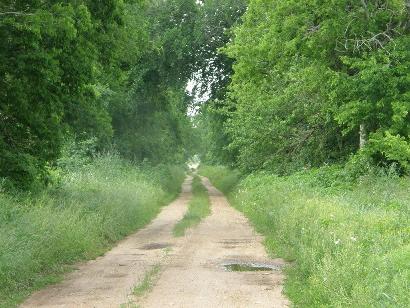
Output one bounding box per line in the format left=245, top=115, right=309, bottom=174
left=0, top=155, right=185, bottom=307
left=200, top=165, right=410, bottom=307
left=173, top=175, right=210, bottom=237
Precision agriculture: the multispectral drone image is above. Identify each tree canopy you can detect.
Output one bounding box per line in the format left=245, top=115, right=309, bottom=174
left=198, top=0, right=410, bottom=174
left=0, top=0, right=202, bottom=189
left=1, top=0, right=409, bottom=189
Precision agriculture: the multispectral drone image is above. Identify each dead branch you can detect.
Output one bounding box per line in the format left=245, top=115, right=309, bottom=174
left=0, top=12, right=33, bottom=16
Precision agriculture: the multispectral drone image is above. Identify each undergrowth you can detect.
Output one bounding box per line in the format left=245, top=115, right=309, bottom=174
left=201, top=165, right=410, bottom=307
left=0, top=154, right=185, bottom=307
left=173, top=175, right=210, bottom=237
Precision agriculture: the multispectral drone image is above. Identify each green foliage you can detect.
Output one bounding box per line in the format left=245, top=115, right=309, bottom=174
left=1, top=2, right=81, bottom=189
left=0, top=1, right=115, bottom=188
left=199, top=165, right=241, bottom=195
left=192, top=0, right=247, bottom=98
left=192, top=0, right=247, bottom=166
left=0, top=0, right=197, bottom=189
left=141, top=162, right=186, bottom=197
left=0, top=155, right=184, bottom=307
left=173, top=175, right=210, bottom=237
left=333, top=35, right=410, bottom=171
left=57, top=137, right=99, bottom=172
left=204, top=165, right=410, bottom=307
left=194, top=103, right=233, bottom=165
left=201, top=0, right=410, bottom=173
left=110, top=0, right=199, bottom=164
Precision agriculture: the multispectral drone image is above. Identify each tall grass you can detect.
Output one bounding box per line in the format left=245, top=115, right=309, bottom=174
left=173, top=175, right=210, bottom=237
left=199, top=165, right=241, bottom=195
left=201, top=165, right=410, bottom=307
left=0, top=155, right=185, bottom=307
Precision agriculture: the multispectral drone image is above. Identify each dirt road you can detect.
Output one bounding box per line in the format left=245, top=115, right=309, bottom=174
left=22, top=176, right=288, bottom=308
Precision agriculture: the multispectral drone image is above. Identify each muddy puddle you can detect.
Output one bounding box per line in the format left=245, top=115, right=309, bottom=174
left=222, top=262, right=283, bottom=272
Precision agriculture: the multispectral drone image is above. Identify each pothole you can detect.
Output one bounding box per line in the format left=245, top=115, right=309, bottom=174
left=222, top=261, right=282, bottom=272
left=140, top=242, right=171, bottom=250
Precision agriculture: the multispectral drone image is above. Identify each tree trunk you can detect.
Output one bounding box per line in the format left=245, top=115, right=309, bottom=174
left=359, top=123, right=367, bottom=149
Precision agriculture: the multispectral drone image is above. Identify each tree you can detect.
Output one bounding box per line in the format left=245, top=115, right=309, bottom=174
left=193, top=0, right=247, bottom=165
left=0, top=0, right=158, bottom=188
left=110, top=0, right=199, bottom=164
left=0, top=2, right=100, bottom=188
left=218, top=0, right=410, bottom=173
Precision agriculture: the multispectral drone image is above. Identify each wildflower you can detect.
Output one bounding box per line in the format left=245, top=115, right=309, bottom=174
left=334, top=239, right=341, bottom=245
left=350, top=236, right=357, bottom=242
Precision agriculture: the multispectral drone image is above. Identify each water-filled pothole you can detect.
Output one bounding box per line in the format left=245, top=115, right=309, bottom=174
left=223, top=262, right=282, bottom=272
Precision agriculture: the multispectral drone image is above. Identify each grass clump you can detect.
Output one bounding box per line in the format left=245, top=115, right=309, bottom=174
left=203, top=165, right=410, bottom=307
left=132, top=264, right=162, bottom=297
left=0, top=154, right=185, bottom=307
left=173, top=175, right=210, bottom=237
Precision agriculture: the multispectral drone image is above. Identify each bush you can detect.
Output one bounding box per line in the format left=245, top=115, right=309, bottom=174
left=0, top=154, right=185, bottom=307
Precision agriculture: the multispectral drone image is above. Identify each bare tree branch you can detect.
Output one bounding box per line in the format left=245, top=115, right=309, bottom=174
left=0, top=12, right=33, bottom=16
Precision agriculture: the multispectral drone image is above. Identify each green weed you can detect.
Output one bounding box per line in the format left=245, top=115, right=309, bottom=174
left=173, top=175, right=211, bottom=237
left=132, top=264, right=162, bottom=297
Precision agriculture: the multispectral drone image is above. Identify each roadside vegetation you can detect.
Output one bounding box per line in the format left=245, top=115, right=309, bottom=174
left=0, top=1, right=244, bottom=306
left=197, top=3, right=409, bottom=305
left=173, top=175, right=210, bottom=237
left=0, top=152, right=185, bottom=307
left=201, top=165, right=410, bottom=307
left=2, top=0, right=409, bottom=307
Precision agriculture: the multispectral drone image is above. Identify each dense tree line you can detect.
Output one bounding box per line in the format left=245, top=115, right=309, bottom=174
left=199, top=0, right=410, bottom=175
left=0, top=0, right=208, bottom=189
left=2, top=0, right=409, bottom=189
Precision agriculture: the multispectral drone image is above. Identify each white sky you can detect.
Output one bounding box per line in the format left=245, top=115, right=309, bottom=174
left=186, top=76, right=211, bottom=117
